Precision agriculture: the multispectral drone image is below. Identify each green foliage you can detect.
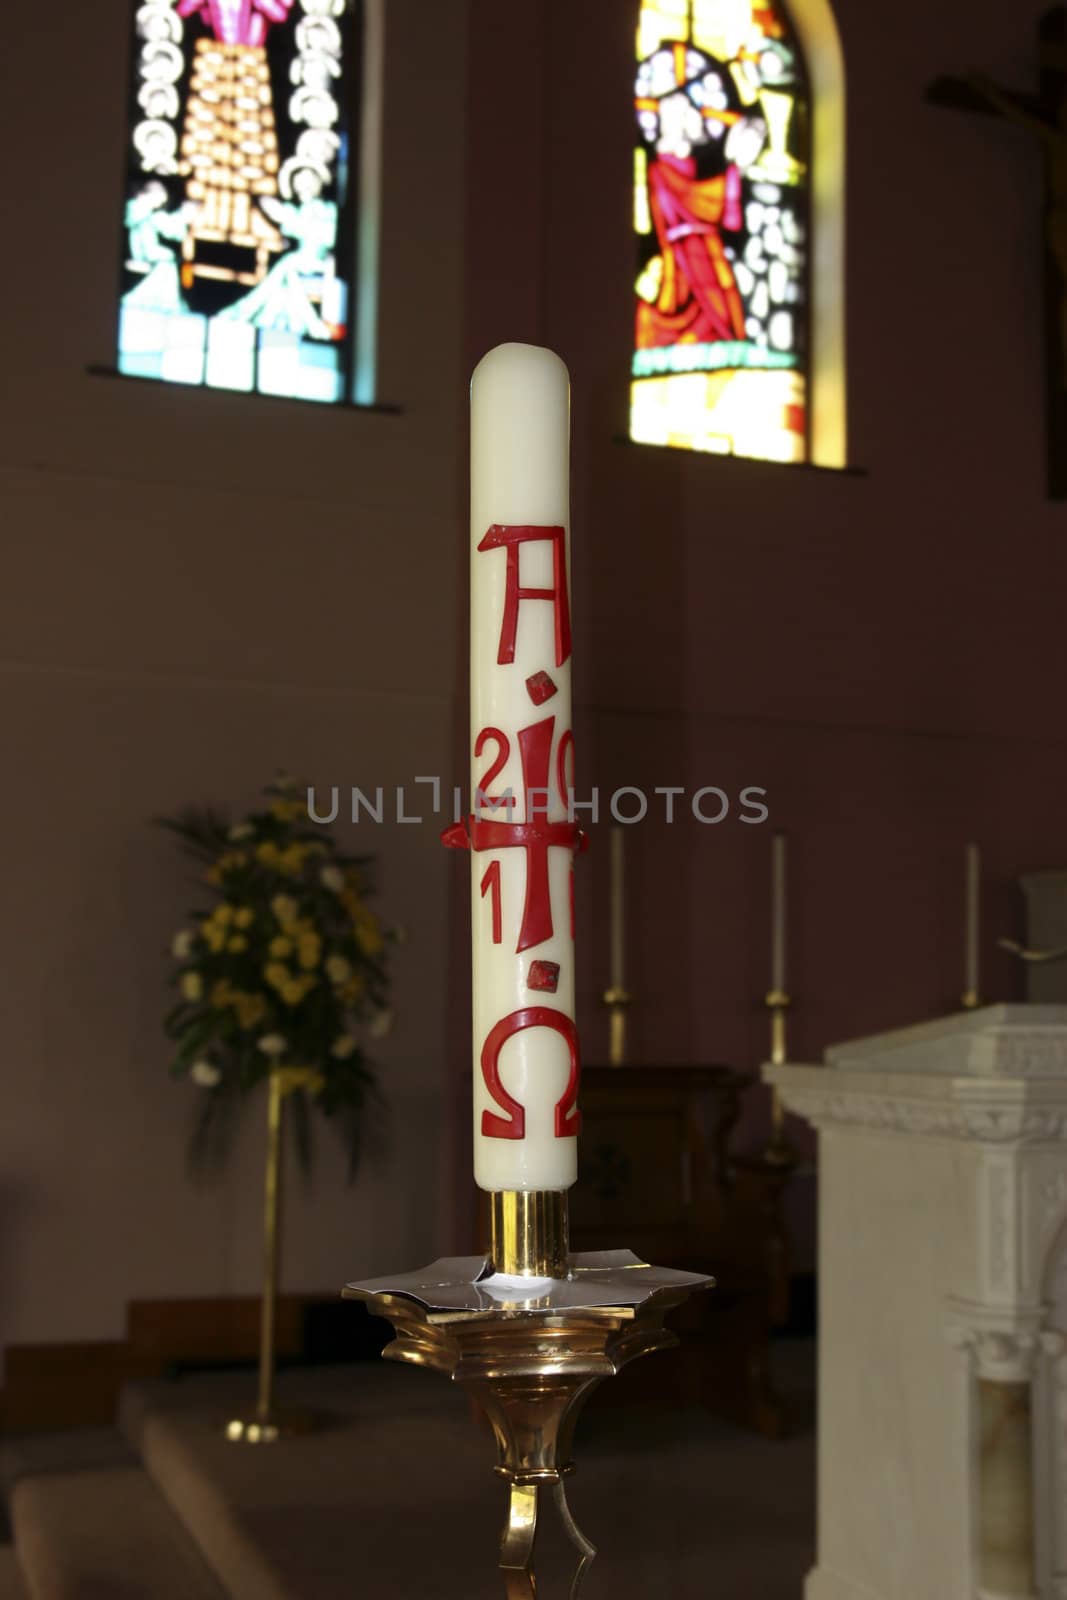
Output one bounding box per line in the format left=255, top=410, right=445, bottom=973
left=159, top=775, right=395, bottom=1179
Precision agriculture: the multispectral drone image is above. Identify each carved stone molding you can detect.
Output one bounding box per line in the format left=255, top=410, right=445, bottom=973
left=946, top=1323, right=1065, bottom=1382
left=978, top=1031, right=1067, bottom=1080
left=774, top=1086, right=1067, bottom=1145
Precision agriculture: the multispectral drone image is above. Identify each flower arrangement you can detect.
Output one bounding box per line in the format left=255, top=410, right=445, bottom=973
left=160, top=776, right=395, bottom=1175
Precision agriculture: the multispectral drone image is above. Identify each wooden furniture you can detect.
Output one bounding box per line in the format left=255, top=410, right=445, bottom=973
left=569, top=1063, right=788, bottom=1436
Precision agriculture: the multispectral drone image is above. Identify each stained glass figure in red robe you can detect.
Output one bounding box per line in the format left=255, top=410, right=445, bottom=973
left=635, top=45, right=766, bottom=351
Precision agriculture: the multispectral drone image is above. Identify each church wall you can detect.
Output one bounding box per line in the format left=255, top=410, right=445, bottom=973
left=464, top=0, right=1067, bottom=1259
left=3, top=0, right=1064, bottom=1367
left=0, top=1, right=470, bottom=1355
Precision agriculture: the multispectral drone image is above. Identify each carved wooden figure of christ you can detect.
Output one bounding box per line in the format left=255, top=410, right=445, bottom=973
left=928, top=6, right=1067, bottom=497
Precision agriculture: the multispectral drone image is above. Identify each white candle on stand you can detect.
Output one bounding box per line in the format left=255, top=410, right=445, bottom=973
left=468, top=344, right=578, bottom=1193
left=771, top=831, right=787, bottom=993
left=965, top=842, right=980, bottom=1001
left=609, top=826, right=625, bottom=991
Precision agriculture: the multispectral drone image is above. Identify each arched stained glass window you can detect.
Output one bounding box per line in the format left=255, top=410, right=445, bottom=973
left=631, top=0, right=811, bottom=462
left=119, top=0, right=359, bottom=403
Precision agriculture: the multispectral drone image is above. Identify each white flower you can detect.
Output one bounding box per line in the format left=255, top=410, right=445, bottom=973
left=228, top=822, right=254, bottom=841
left=325, top=954, right=351, bottom=984
left=257, top=1033, right=287, bottom=1057
left=319, top=865, right=344, bottom=893
left=331, top=1034, right=357, bottom=1059
left=171, top=929, right=194, bottom=959
left=368, top=1008, right=393, bottom=1040
left=190, top=1060, right=221, bottom=1088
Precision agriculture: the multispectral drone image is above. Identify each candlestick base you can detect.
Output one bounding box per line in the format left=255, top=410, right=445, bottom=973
left=222, top=1406, right=316, bottom=1445
left=960, top=988, right=981, bottom=1010
left=343, top=1250, right=711, bottom=1596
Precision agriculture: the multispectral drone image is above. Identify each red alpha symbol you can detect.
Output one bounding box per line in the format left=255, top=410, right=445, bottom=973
left=477, top=525, right=573, bottom=667
left=480, top=1006, right=582, bottom=1140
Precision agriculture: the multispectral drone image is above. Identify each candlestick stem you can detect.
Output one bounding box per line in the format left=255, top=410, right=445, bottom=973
left=763, top=988, right=793, bottom=1164
left=224, top=1073, right=313, bottom=1443
left=602, top=985, right=631, bottom=1066
left=963, top=842, right=981, bottom=1009
left=609, top=826, right=625, bottom=991
left=771, top=832, right=787, bottom=994
left=257, top=1068, right=283, bottom=1421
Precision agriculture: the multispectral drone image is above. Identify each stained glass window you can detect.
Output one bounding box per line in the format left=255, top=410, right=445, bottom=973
left=631, top=0, right=810, bottom=462
left=119, top=0, right=358, bottom=403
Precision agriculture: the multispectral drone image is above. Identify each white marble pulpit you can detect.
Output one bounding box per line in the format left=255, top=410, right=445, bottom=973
left=766, top=1005, right=1067, bottom=1600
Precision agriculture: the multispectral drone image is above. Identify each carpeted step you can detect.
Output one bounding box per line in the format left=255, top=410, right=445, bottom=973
left=12, top=1466, right=225, bottom=1599
left=0, top=1548, right=29, bottom=1599
left=0, top=1429, right=135, bottom=1508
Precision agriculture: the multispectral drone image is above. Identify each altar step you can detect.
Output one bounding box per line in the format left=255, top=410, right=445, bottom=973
left=4, top=1354, right=816, bottom=1597
left=0, top=1549, right=28, bottom=1600
left=11, top=1467, right=224, bottom=1598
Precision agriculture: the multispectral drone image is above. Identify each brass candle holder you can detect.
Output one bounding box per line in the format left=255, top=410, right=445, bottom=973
left=601, top=983, right=631, bottom=1066
left=763, top=987, right=796, bottom=1167
left=344, top=1188, right=710, bottom=1595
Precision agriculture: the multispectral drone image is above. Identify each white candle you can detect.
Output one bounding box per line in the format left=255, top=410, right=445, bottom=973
left=771, top=831, right=787, bottom=993
left=468, top=344, right=578, bottom=1193
left=965, top=842, right=980, bottom=1000
left=609, top=826, right=625, bottom=991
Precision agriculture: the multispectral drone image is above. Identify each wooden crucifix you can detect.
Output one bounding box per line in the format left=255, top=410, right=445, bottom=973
left=928, top=7, right=1067, bottom=498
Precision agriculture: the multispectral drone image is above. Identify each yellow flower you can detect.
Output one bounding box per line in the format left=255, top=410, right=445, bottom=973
left=204, top=925, right=227, bottom=953
left=281, top=977, right=314, bottom=1006
left=233, top=907, right=254, bottom=929
left=331, top=1034, right=356, bottom=1059
left=354, top=910, right=383, bottom=957
left=271, top=894, right=299, bottom=927
left=264, top=962, right=291, bottom=991
left=215, top=904, right=234, bottom=926
left=210, top=979, right=235, bottom=1008
left=217, top=850, right=247, bottom=874
left=233, top=992, right=266, bottom=1029
left=325, top=954, right=351, bottom=985
left=181, top=971, right=203, bottom=1001
left=270, top=798, right=306, bottom=823
left=227, top=935, right=248, bottom=953
left=269, top=935, right=293, bottom=959
left=297, top=934, right=321, bottom=971
left=277, top=843, right=308, bottom=876
left=274, top=1065, right=326, bottom=1096
left=340, top=973, right=365, bottom=1005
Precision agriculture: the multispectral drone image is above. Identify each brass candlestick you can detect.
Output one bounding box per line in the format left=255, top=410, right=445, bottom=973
left=764, top=987, right=795, bottom=1165
left=602, top=984, right=631, bottom=1065
left=225, top=1071, right=315, bottom=1443
left=344, top=1188, right=710, bottom=1595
